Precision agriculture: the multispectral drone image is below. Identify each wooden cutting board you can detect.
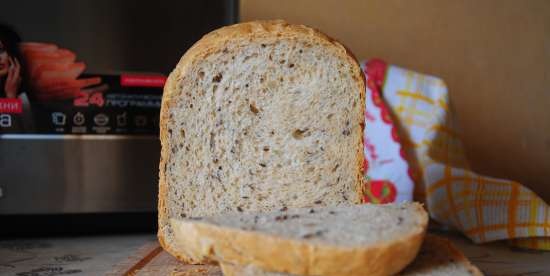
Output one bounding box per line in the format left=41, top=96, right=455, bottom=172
left=107, top=242, right=221, bottom=276
left=108, top=233, right=550, bottom=275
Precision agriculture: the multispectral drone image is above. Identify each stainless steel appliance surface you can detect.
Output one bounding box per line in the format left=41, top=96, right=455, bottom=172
left=0, top=135, right=159, bottom=214
left=0, top=0, right=238, bottom=220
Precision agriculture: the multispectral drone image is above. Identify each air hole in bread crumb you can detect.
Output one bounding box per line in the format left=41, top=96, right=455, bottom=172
left=292, top=128, right=309, bottom=139
left=260, top=77, right=265, bottom=83
left=288, top=63, right=295, bottom=68
left=179, top=129, right=185, bottom=138
left=332, top=164, right=339, bottom=172
left=245, top=83, right=249, bottom=88
left=261, top=44, right=266, bottom=48
left=249, top=103, right=260, bottom=114
left=243, top=55, right=256, bottom=62
left=212, top=73, right=222, bottom=83
left=263, top=146, right=270, bottom=152
left=299, top=49, right=303, bottom=53
left=259, top=163, right=267, bottom=167
left=198, top=71, right=204, bottom=79
left=327, top=114, right=334, bottom=119
left=302, top=230, right=324, bottom=239
left=279, top=60, right=285, bottom=64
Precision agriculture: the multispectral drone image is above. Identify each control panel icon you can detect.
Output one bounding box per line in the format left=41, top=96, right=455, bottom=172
left=73, top=112, right=85, bottom=126
left=52, top=112, right=66, bottom=126
left=94, top=113, right=109, bottom=126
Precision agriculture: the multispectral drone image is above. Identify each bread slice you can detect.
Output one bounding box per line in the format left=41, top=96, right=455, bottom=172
left=219, top=235, right=483, bottom=276
left=397, top=235, right=483, bottom=276
left=169, top=202, right=428, bottom=276
left=158, top=20, right=365, bottom=263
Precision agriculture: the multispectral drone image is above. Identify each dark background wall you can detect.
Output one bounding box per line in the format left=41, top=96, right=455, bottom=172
left=1, top=0, right=236, bottom=74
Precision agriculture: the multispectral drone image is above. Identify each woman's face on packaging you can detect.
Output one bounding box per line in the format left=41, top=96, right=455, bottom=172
left=0, top=40, right=9, bottom=77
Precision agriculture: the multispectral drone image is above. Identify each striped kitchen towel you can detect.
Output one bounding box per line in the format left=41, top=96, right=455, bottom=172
left=361, top=59, right=550, bottom=250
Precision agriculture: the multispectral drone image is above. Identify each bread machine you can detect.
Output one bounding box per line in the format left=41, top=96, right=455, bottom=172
left=0, top=0, right=238, bottom=235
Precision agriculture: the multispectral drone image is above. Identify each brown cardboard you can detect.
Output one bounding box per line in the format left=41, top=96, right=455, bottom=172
left=241, top=0, right=550, bottom=201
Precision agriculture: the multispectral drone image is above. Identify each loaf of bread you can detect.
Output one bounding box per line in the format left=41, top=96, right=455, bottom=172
left=169, top=203, right=428, bottom=276
left=158, top=20, right=365, bottom=263
left=220, top=235, right=482, bottom=276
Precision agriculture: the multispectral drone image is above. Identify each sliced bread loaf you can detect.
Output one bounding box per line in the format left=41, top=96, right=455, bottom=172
left=169, top=202, right=428, bottom=276
left=220, top=235, right=483, bottom=276
left=158, top=20, right=365, bottom=263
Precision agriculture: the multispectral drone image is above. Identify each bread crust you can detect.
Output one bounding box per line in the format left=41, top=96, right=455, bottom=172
left=170, top=203, right=427, bottom=276
left=219, top=234, right=484, bottom=276
left=158, top=20, right=366, bottom=264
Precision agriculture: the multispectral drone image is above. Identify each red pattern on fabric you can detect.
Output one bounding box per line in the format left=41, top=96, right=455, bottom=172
left=363, top=180, right=398, bottom=204
left=362, top=59, right=414, bottom=201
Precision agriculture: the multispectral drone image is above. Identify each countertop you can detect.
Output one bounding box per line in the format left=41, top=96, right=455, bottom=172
left=0, top=234, right=155, bottom=275
left=1, top=232, right=549, bottom=276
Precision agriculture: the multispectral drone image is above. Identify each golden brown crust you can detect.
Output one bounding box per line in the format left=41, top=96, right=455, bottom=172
left=220, top=234, right=484, bottom=276
left=158, top=20, right=366, bottom=263
left=170, top=203, right=428, bottom=276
